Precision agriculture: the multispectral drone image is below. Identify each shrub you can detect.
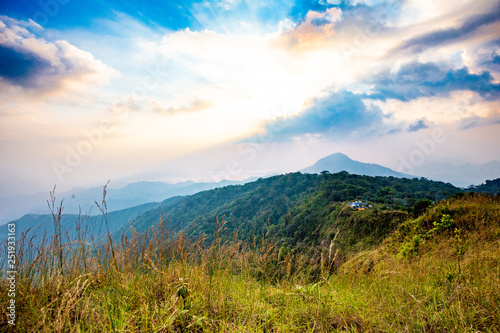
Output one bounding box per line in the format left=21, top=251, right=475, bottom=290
left=432, top=213, right=454, bottom=232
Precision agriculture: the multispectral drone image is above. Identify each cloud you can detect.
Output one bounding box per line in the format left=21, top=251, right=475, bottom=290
left=0, top=16, right=118, bottom=94
left=407, top=119, right=429, bottom=132
left=456, top=115, right=500, bottom=130
left=320, top=0, right=342, bottom=5
left=216, top=0, right=240, bottom=10
left=388, top=127, right=403, bottom=134
left=482, top=51, right=500, bottom=71
left=262, top=90, right=385, bottom=141
left=0, top=44, right=51, bottom=87
left=367, top=90, right=500, bottom=129
left=289, top=0, right=336, bottom=21
left=149, top=99, right=212, bottom=116
left=109, top=98, right=142, bottom=115
left=279, top=7, right=342, bottom=51
left=396, top=3, right=500, bottom=54
left=367, top=62, right=500, bottom=102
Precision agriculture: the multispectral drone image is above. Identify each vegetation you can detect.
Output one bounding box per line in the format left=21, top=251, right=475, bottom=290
left=469, top=178, right=500, bottom=194
left=122, top=172, right=460, bottom=244
left=1, top=175, right=499, bottom=332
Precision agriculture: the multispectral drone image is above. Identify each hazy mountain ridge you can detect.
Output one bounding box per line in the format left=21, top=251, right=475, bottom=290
left=3, top=153, right=498, bottom=225
left=300, top=153, right=413, bottom=178
left=5, top=153, right=499, bottom=243
left=0, top=179, right=254, bottom=225
left=7, top=171, right=465, bottom=248
left=0, top=201, right=162, bottom=244
left=412, top=160, right=500, bottom=187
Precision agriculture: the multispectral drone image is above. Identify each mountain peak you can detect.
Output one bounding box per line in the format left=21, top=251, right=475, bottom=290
left=320, top=152, right=352, bottom=161
left=301, top=153, right=411, bottom=178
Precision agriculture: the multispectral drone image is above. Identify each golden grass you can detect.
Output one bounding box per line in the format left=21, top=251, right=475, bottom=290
left=1, top=194, right=499, bottom=332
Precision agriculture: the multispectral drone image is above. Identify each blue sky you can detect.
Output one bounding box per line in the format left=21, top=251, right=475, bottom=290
left=1, top=0, right=500, bottom=195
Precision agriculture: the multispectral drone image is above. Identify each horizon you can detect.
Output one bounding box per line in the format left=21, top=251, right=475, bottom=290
left=1, top=0, right=500, bottom=197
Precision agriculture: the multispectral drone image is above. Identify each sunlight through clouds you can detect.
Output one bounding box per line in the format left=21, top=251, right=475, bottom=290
left=0, top=0, right=499, bottom=195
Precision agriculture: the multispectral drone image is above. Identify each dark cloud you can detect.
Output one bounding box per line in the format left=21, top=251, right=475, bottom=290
left=456, top=115, right=500, bottom=130
left=0, top=45, right=55, bottom=87
left=407, top=119, right=429, bottom=132
left=397, top=3, right=500, bottom=53
left=366, top=62, right=500, bottom=102
left=262, top=90, right=385, bottom=141
left=0, top=16, right=116, bottom=92
left=482, top=51, right=500, bottom=71
left=388, top=127, right=403, bottom=134
left=333, top=1, right=401, bottom=32
left=311, top=17, right=333, bottom=26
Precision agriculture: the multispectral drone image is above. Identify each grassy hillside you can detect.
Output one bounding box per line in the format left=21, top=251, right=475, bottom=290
left=2, top=187, right=498, bottom=331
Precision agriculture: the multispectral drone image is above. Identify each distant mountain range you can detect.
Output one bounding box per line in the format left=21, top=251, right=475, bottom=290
left=0, top=201, right=162, bottom=245
left=412, top=161, right=500, bottom=188
left=5, top=166, right=499, bottom=248
left=1, top=152, right=408, bottom=224
left=0, top=179, right=254, bottom=225
left=4, top=172, right=462, bottom=248
left=300, top=153, right=500, bottom=187
left=300, top=153, right=413, bottom=178
left=2, top=152, right=498, bottom=225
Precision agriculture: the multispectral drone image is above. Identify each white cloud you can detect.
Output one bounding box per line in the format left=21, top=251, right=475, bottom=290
left=149, top=99, right=213, bottom=115
left=216, top=0, right=239, bottom=10
left=279, top=7, right=342, bottom=51
left=320, top=0, right=342, bottom=5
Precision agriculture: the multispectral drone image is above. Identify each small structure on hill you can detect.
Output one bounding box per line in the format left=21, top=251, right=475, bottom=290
left=348, top=200, right=372, bottom=210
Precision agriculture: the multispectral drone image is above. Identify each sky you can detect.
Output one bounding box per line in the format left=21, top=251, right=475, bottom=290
left=0, top=0, right=499, bottom=196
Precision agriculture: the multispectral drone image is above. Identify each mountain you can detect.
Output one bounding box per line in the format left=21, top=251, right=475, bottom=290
left=6, top=172, right=469, bottom=250
left=412, top=161, right=500, bottom=188
left=0, top=201, right=162, bottom=245
left=117, top=172, right=460, bottom=245
left=300, top=153, right=412, bottom=178
left=0, top=178, right=255, bottom=225
left=470, top=178, right=500, bottom=194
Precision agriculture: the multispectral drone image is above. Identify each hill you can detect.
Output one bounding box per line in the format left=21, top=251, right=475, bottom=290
left=0, top=201, right=161, bottom=246
left=0, top=178, right=252, bottom=225
left=300, top=153, right=412, bottom=178
left=7, top=172, right=462, bottom=249
left=469, top=177, right=500, bottom=194
left=120, top=172, right=459, bottom=246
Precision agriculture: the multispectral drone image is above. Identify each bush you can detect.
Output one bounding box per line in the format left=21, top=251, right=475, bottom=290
left=432, top=214, right=454, bottom=232
left=398, top=234, right=421, bottom=259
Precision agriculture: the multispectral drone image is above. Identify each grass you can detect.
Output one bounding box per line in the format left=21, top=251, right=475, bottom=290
left=1, top=193, right=499, bottom=332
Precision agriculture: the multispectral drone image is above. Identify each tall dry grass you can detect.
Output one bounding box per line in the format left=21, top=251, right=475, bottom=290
left=1, top=191, right=499, bottom=332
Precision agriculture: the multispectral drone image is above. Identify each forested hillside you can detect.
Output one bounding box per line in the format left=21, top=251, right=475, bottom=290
left=120, top=172, right=460, bottom=249
left=470, top=177, right=500, bottom=194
